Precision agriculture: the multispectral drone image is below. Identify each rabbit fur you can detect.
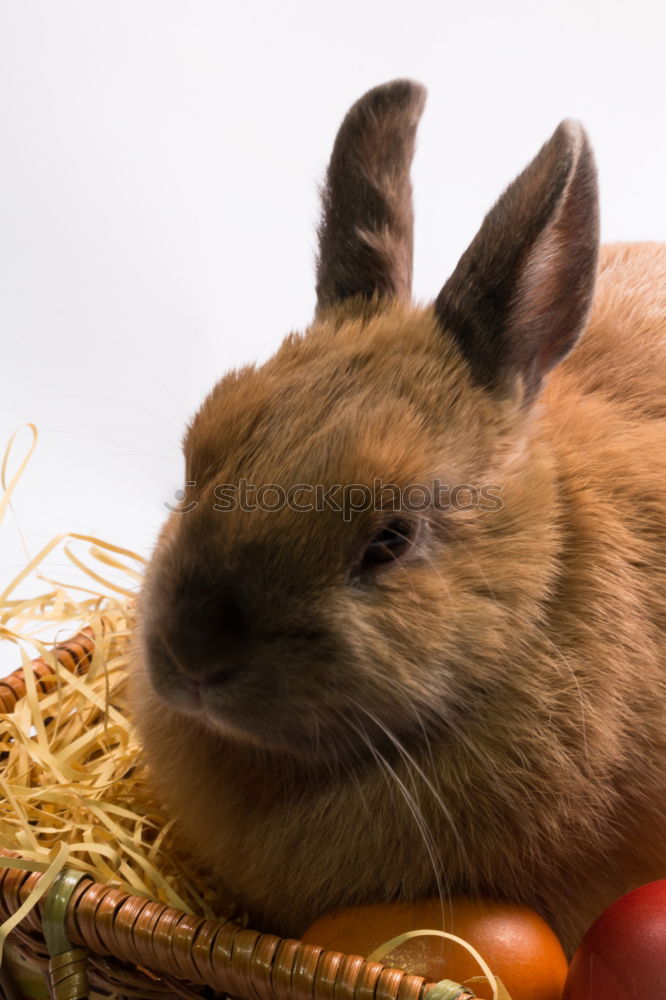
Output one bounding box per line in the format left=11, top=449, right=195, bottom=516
left=131, top=80, right=666, bottom=955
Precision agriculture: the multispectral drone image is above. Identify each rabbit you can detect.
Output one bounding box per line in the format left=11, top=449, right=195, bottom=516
left=130, top=79, right=666, bottom=957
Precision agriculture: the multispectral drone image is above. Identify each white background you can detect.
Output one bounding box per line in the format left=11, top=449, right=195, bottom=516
left=1, top=0, right=665, bottom=663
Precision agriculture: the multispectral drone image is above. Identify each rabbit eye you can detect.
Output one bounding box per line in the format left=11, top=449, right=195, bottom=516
left=360, top=518, right=416, bottom=569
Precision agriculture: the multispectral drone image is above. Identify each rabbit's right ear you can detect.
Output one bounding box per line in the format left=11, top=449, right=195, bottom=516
left=435, top=120, right=599, bottom=401
left=315, top=80, right=427, bottom=317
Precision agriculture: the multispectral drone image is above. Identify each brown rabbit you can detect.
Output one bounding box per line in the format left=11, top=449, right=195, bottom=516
left=131, top=79, right=666, bottom=955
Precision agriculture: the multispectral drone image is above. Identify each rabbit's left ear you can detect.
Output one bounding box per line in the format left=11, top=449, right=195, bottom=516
left=315, top=79, right=427, bottom=316
left=436, top=120, right=599, bottom=400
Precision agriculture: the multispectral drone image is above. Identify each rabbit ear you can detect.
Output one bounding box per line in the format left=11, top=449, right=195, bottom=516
left=435, top=120, right=599, bottom=399
left=315, top=79, right=427, bottom=316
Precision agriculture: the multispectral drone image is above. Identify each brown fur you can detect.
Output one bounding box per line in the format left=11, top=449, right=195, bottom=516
left=316, top=80, right=426, bottom=312
left=131, top=80, right=666, bottom=957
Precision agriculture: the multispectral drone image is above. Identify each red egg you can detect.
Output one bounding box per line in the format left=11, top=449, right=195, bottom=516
left=564, top=880, right=666, bottom=999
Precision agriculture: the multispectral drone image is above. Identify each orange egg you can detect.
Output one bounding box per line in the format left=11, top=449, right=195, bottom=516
left=301, top=897, right=568, bottom=1000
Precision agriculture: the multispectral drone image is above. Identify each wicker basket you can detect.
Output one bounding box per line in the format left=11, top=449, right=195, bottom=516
left=0, top=632, right=469, bottom=1000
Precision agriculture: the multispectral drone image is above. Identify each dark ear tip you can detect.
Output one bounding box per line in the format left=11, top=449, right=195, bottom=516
left=550, top=118, right=595, bottom=167
left=532, top=118, right=597, bottom=217
left=555, top=117, right=587, bottom=139
left=347, top=78, right=428, bottom=122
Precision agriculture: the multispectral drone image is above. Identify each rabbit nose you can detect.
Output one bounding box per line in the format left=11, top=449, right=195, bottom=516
left=146, top=626, right=245, bottom=686
left=146, top=571, right=251, bottom=683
